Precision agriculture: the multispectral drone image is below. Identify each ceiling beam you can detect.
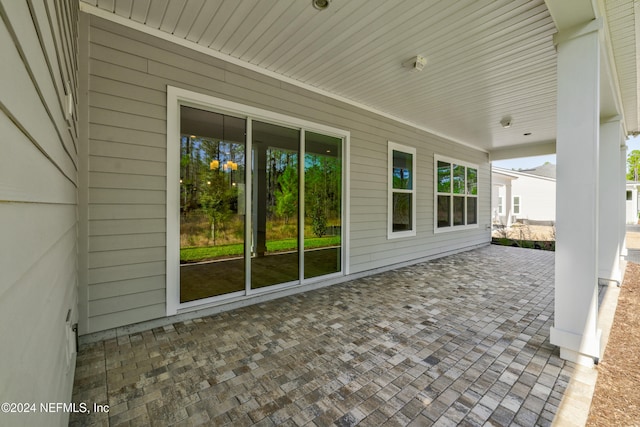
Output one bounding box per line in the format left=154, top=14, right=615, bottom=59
left=544, top=0, right=596, bottom=31
left=489, top=140, right=556, bottom=161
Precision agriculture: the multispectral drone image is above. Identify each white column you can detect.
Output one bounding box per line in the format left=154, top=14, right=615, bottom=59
left=550, top=20, right=602, bottom=366
left=598, top=120, right=624, bottom=284
left=621, top=144, right=628, bottom=256
left=505, top=180, right=513, bottom=227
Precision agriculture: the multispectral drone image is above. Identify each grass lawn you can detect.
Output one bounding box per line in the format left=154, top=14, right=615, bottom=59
left=181, top=236, right=341, bottom=262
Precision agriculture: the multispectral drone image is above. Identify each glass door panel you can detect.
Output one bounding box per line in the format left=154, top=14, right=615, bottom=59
left=304, top=132, right=342, bottom=279
left=251, top=121, right=300, bottom=289
left=179, top=106, right=246, bottom=302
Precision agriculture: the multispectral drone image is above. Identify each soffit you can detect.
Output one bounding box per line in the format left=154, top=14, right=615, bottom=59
left=79, top=1, right=635, bottom=150
left=605, top=0, right=639, bottom=133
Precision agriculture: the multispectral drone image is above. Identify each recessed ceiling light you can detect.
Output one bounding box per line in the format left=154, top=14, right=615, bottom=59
left=312, top=0, right=330, bottom=10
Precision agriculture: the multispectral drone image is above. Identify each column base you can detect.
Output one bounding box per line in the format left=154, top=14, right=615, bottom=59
left=559, top=348, right=598, bottom=366
left=550, top=326, right=601, bottom=366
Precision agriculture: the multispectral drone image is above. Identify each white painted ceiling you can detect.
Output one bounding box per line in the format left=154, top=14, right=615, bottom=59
left=80, top=0, right=639, bottom=153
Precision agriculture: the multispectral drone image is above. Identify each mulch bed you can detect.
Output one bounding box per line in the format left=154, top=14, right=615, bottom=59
left=586, top=262, right=640, bottom=425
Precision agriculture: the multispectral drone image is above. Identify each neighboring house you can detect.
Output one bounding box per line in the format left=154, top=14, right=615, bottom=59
left=1, top=1, right=638, bottom=424
left=626, top=182, right=640, bottom=224
left=492, top=164, right=556, bottom=227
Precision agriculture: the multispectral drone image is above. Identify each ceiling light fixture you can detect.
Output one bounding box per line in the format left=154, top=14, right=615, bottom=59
left=312, top=0, right=331, bottom=10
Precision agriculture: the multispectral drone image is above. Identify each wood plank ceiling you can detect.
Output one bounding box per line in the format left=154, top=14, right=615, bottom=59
left=80, top=0, right=639, bottom=152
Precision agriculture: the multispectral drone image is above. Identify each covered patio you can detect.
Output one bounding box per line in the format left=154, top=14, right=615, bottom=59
left=3, top=1, right=640, bottom=425
left=71, top=245, right=585, bottom=426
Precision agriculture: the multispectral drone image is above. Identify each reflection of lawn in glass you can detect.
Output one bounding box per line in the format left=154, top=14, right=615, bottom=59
left=181, top=236, right=341, bottom=263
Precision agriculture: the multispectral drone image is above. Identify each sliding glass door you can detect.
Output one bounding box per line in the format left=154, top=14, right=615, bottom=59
left=179, top=106, right=246, bottom=302
left=176, top=102, right=344, bottom=306
left=251, top=121, right=300, bottom=289
left=304, top=131, right=342, bottom=279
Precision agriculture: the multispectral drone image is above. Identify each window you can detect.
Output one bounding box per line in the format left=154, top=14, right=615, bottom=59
left=627, top=190, right=632, bottom=201
left=498, top=196, right=504, bottom=214
left=435, top=155, right=478, bottom=231
left=513, top=196, right=521, bottom=215
left=388, top=142, right=416, bottom=238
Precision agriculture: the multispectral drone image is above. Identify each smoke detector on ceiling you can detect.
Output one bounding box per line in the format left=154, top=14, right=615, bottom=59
left=403, top=55, right=427, bottom=72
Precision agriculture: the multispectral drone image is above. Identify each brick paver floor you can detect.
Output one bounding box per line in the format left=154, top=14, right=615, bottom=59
left=71, top=245, right=575, bottom=426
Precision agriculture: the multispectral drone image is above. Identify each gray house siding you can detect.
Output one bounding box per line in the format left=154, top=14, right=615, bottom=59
left=0, top=1, right=79, bottom=426
left=82, top=14, right=490, bottom=334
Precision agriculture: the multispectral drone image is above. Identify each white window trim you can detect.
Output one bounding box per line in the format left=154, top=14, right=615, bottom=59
left=388, top=141, right=417, bottom=239
left=434, top=154, right=479, bottom=233
left=167, top=86, right=350, bottom=315
left=498, top=196, right=504, bottom=215
left=513, top=195, right=521, bottom=215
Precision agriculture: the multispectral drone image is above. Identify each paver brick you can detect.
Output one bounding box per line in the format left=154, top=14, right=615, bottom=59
left=71, top=246, right=575, bottom=426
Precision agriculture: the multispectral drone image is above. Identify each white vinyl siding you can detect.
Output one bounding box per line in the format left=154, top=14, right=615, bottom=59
left=81, top=13, right=491, bottom=334
left=0, top=1, right=79, bottom=426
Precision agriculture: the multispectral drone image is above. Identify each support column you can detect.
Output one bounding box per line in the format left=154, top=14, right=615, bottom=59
left=598, top=120, right=624, bottom=284
left=620, top=144, right=629, bottom=256
left=550, top=20, right=602, bottom=366
left=505, top=181, right=513, bottom=227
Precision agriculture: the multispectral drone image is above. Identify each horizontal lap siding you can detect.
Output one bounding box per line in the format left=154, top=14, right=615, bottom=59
left=86, top=19, right=169, bottom=332
left=84, top=14, right=490, bottom=333
left=0, top=1, right=79, bottom=426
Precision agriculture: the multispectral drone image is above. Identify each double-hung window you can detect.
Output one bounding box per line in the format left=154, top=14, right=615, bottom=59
left=388, top=142, right=416, bottom=238
left=513, top=196, right=521, bottom=215
left=435, top=155, right=478, bottom=231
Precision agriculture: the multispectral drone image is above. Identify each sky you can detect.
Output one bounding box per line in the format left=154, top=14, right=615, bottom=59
left=492, top=134, right=640, bottom=171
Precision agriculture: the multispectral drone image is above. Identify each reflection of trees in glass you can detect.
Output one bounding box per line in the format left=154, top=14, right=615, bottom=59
left=453, top=164, right=465, bottom=194
left=393, top=150, right=412, bottom=190
left=275, top=164, right=298, bottom=224
left=437, top=161, right=451, bottom=193
left=436, top=158, right=478, bottom=228
left=266, top=150, right=296, bottom=220
left=309, top=196, right=327, bottom=237
left=393, top=193, right=411, bottom=230
left=393, top=168, right=411, bottom=189
left=305, top=154, right=341, bottom=237
left=199, top=169, right=233, bottom=245
left=467, top=168, right=478, bottom=195
left=180, top=135, right=245, bottom=247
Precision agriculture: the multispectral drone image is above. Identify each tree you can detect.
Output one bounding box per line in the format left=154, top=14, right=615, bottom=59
left=628, top=150, right=640, bottom=181
left=199, top=170, right=232, bottom=245
left=275, top=164, right=298, bottom=224
left=309, top=193, right=327, bottom=237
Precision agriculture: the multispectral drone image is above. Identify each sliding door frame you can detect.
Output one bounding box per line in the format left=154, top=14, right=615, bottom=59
left=167, top=86, right=350, bottom=315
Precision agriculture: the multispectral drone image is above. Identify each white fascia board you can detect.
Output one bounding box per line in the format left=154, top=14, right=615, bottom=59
left=79, top=2, right=487, bottom=154
left=492, top=167, right=556, bottom=182
left=491, top=167, right=520, bottom=179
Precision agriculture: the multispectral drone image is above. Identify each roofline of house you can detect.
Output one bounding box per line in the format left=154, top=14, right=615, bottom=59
left=492, top=166, right=556, bottom=182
